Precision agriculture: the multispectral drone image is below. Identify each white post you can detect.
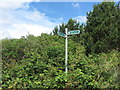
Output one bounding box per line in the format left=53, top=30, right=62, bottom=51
left=65, top=28, right=68, bottom=73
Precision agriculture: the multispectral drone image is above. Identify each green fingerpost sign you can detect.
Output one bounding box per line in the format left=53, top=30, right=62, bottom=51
left=67, top=30, right=80, bottom=35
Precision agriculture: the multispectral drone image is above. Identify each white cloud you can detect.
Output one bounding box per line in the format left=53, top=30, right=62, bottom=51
left=0, top=1, right=56, bottom=39
left=72, top=3, right=80, bottom=8
left=0, top=2, right=29, bottom=9
left=74, top=16, right=87, bottom=23
left=0, top=0, right=41, bottom=9
left=60, top=17, right=63, bottom=21
left=5, top=24, right=52, bottom=39
left=0, top=0, right=40, bottom=2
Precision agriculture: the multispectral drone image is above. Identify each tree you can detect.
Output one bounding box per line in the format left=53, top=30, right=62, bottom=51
left=67, top=18, right=80, bottom=30
left=52, top=19, right=81, bottom=35
left=84, top=2, right=119, bottom=54
left=52, top=26, right=59, bottom=35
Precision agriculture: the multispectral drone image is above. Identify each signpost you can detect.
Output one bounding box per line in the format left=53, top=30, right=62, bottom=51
left=119, top=1, right=120, bottom=8
left=58, top=28, right=80, bottom=73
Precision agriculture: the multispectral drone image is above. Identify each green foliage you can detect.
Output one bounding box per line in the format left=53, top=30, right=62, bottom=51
left=52, top=26, right=58, bottom=35
left=53, top=19, right=81, bottom=34
left=84, top=2, right=119, bottom=54
left=2, top=1, right=120, bottom=89
left=2, top=34, right=119, bottom=88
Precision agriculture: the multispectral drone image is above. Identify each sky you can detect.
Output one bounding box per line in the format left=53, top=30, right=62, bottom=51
left=0, top=0, right=119, bottom=39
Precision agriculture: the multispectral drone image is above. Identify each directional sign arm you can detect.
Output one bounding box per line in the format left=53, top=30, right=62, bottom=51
left=67, top=30, right=80, bottom=35
left=58, top=32, right=66, bottom=37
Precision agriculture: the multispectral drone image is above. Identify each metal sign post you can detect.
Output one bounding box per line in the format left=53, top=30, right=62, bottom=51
left=58, top=28, right=80, bottom=73
left=65, top=28, right=68, bottom=73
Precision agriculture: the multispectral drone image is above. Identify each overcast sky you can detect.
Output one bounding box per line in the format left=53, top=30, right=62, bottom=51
left=0, top=0, right=119, bottom=39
